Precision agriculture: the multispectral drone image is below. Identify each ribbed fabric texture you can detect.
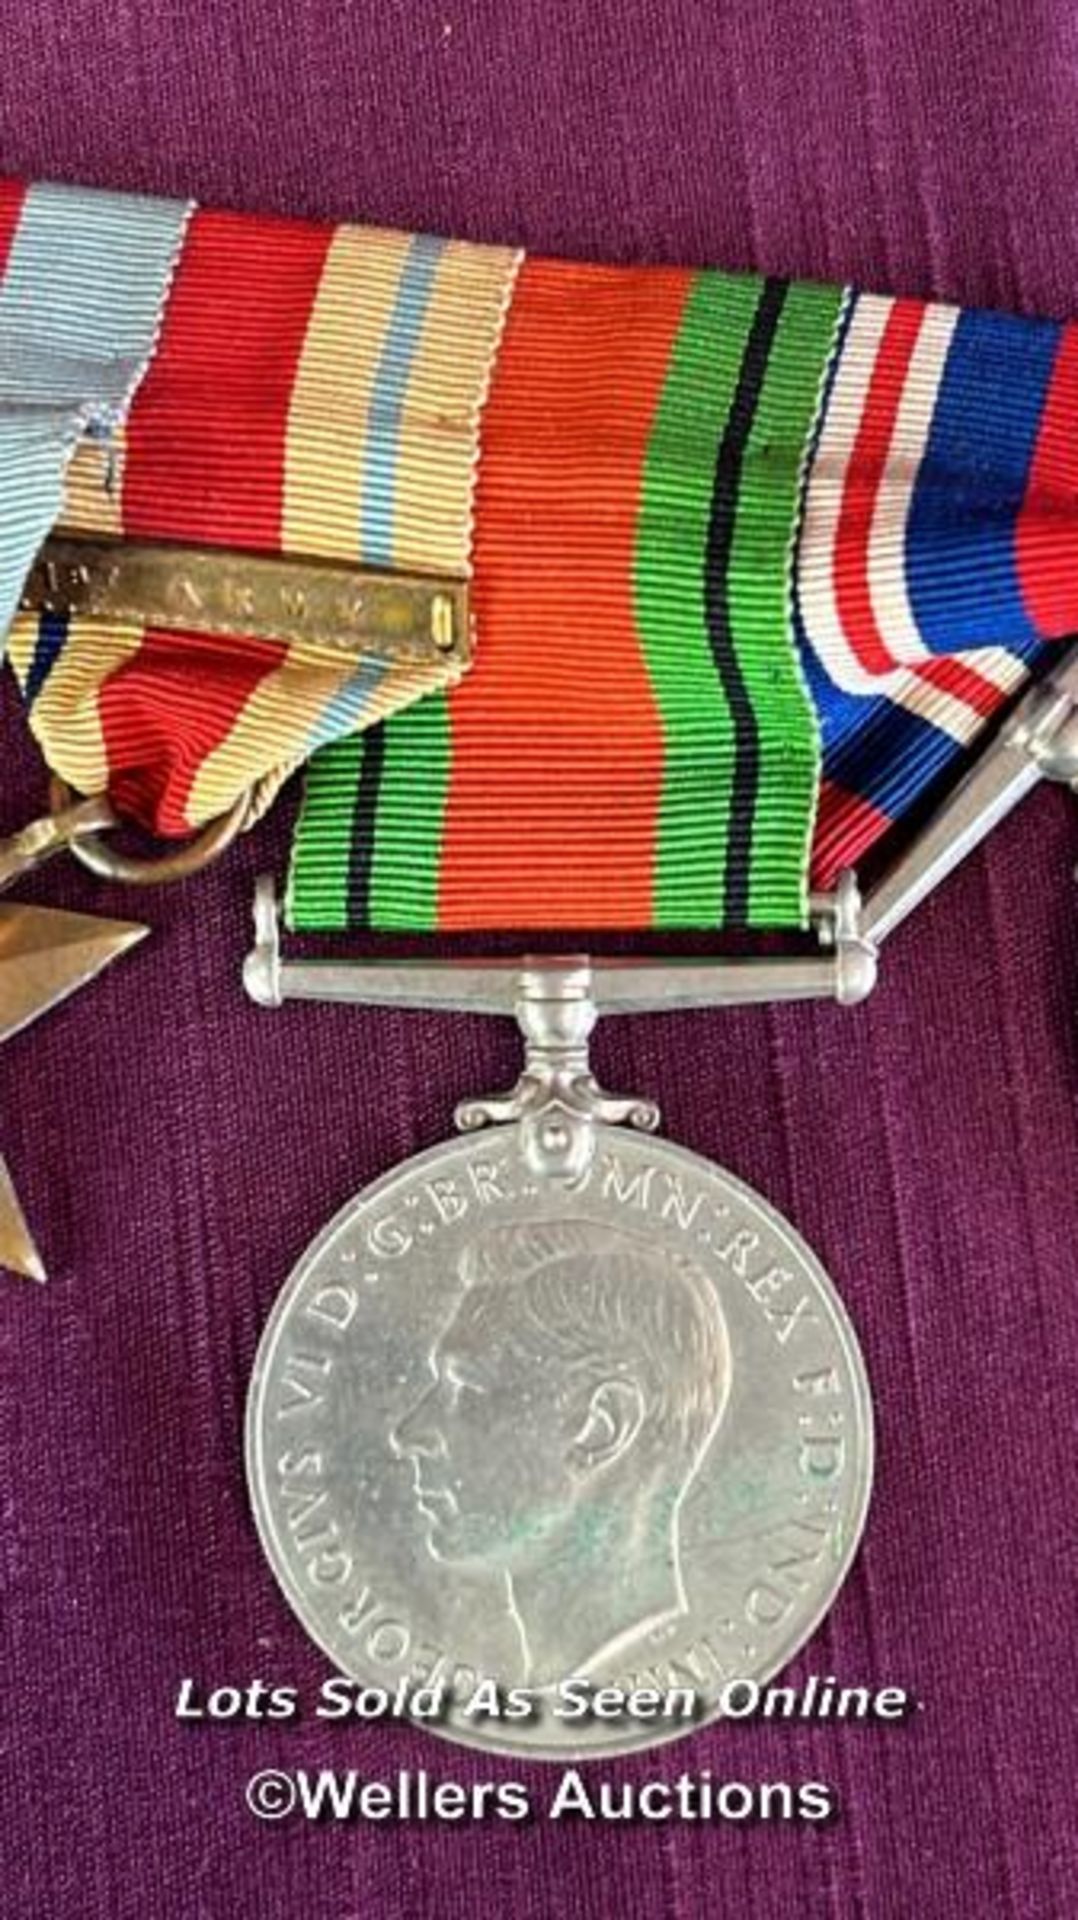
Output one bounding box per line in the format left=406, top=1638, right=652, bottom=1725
left=292, top=263, right=843, bottom=930
left=797, top=292, right=1063, bottom=881
left=294, top=252, right=1078, bottom=929
left=0, top=181, right=189, bottom=646
left=4, top=202, right=517, bottom=834
left=4, top=180, right=1078, bottom=931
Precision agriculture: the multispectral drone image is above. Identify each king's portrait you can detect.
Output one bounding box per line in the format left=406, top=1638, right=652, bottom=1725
left=390, top=1217, right=731, bottom=1684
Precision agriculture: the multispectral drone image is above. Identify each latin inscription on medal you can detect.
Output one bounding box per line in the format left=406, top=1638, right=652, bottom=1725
left=247, top=1126, right=872, bottom=1759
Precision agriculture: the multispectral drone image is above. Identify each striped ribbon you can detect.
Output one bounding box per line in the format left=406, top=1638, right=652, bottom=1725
left=796, top=292, right=1065, bottom=882
left=0, top=181, right=190, bottom=647
left=4, top=195, right=517, bottom=836
left=292, top=267, right=841, bottom=930
left=2, top=181, right=1077, bottom=931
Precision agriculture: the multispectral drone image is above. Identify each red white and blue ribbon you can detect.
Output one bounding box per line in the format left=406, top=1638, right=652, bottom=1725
left=1, top=180, right=1077, bottom=927
left=797, top=290, right=1070, bottom=881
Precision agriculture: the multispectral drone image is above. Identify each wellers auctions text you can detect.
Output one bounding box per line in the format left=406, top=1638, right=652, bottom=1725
left=177, top=1673, right=915, bottom=1728
left=243, top=1765, right=839, bottom=1825
left=190, top=1677, right=918, bottom=1828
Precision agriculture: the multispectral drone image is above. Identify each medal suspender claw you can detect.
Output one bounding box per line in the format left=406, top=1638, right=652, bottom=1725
left=5, top=178, right=1078, bottom=1758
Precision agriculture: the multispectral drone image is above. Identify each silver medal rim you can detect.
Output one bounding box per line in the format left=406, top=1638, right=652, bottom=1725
left=245, top=1126, right=875, bottom=1762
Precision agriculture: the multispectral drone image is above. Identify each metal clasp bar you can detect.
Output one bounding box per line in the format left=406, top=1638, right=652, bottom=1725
left=21, top=535, right=470, bottom=667
left=243, top=870, right=878, bottom=1017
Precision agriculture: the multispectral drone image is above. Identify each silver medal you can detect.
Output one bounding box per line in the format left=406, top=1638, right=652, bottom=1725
left=245, top=924, right=873, bottom=1759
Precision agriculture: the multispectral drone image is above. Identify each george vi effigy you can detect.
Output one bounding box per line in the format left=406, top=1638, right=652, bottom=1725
left=248, top=1125, right=872, bottom=1759
left=390, top=1218, right=732, bottom=1684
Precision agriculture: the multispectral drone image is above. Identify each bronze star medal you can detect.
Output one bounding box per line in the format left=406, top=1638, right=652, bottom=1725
left=0, top=779, right=245, bottom=1280
left=0, top=888, right=146, bottom=1280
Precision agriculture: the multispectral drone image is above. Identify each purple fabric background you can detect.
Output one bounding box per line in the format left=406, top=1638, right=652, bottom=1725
left=2, top=3, right=1078, bottom=1915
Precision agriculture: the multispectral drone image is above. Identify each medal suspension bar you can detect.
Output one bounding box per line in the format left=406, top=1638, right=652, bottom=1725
left=242, top=641, right=1078, bottom=1020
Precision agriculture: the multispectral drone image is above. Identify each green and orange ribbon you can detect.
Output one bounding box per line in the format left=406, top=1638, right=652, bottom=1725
left=3, top=180, right=1077, bottom=932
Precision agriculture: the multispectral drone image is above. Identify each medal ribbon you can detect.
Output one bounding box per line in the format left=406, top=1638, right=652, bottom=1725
left=1, top=181, right=1074, bottom=929
left=2, top=192, right=515, bottom=844
left=0, top=182, right=190, bottom=645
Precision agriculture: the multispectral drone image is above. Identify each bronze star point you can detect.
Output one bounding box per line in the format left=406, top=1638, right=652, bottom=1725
left=0, top=900, right=148, bottom=1279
